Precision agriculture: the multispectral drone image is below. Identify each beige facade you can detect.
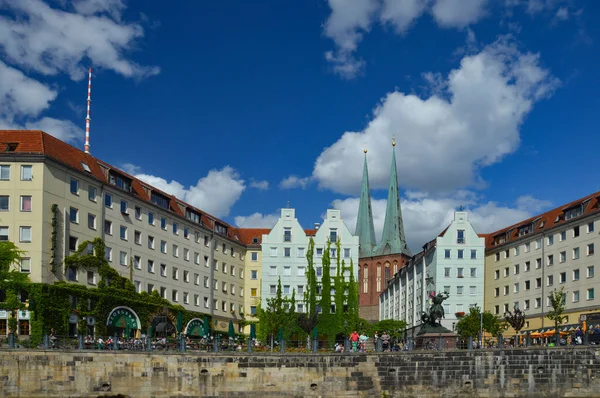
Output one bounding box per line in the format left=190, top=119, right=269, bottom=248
left=485, top=207, right=600, bottom=334
left=0, top=131, right=247, bottom=333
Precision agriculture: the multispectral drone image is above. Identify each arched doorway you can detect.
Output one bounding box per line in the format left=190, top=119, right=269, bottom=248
left=106, top=306, right=141, bottom=338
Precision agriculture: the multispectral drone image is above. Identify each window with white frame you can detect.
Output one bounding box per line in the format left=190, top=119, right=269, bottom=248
left=119, top=251, right=127, bottom=266
left=20, top=196, right=32, bottom=212
left=19, top=226, right=31, bottom=242
left=270, top=247, right=277, bottom=257
left=251, top=252, right=258, bottom=261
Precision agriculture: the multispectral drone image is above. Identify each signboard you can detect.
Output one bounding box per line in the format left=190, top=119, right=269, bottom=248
left=69, top=314, right=79, bottom=323
left=0, top=310, right=8, bottom=319
left=106, top=307, right=139, bottom=330
left=184, top=318, right=205, bottom=337
left=581, top=313, right=600, bottom=323
left=18, top=310, right=30, bottom=320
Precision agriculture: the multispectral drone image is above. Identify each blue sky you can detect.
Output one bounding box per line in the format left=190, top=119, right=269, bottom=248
left=1, top=0, right=598, bottom=252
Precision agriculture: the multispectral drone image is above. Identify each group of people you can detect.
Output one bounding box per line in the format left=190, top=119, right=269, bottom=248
left=342, top=330, right=393, bottom=353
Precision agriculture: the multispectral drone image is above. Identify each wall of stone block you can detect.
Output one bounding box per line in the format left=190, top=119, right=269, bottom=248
left=0, top=348, right=599, bottom=397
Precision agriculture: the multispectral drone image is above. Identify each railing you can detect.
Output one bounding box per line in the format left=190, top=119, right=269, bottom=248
left=0, top=332, right=596, bottom=353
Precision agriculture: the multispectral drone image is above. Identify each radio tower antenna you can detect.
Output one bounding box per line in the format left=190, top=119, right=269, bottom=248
left=84, top=67, right=92, bottom=154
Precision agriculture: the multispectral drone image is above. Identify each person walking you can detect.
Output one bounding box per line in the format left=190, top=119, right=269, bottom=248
left=350, top=330, right=359, bottom=352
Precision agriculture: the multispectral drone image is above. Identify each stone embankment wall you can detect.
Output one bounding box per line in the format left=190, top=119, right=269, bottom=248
left=1, top=348, right=599, bottom=397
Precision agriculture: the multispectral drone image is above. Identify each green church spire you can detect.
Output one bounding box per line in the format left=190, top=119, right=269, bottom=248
left=375, top=140, right=411, bottom=257
left=355, top=149, right=377, bottom=258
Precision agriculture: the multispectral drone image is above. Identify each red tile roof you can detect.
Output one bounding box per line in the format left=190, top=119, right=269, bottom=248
left=0, top=130, right=243, bottom=244
left=485, top=191, right=600, bottom=249
left=236, top=228, right=271, bottom=245
left=304, top=229, right=317, bottom=236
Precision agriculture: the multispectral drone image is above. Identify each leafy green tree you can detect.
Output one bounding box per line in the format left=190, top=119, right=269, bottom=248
left=0, top=241, right=30, bottom=332
left=546, top=287, right=566, bottom=345
left=258, top=278, right=297, bottom=342
left=456, top=306, right=506, bottom=339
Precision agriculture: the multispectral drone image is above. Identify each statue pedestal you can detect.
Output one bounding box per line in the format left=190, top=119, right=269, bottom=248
left=415, top=332, right=457, bottom=350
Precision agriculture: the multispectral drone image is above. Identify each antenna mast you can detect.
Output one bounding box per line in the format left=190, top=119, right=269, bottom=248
left=84, top=67, right=92, bottom=154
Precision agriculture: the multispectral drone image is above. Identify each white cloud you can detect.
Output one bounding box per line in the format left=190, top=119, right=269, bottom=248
left=234, top=212, right=280, bottom=229
left=25, top=117, right=83, bottom=144
left=555, top=6, right=568, bottom=20
left=515, top=195, right=552, bottom=213
left=249, top=180, right=269, bottom=190
left=0, top=0, right=159, bottom=81
left=0, top=61, right=57, bottom=122
left=333, top=192, right=539, bottom=253
left=72, top=0, right=126, bottom=21
left=0, top=1, right=156, bottom=144
left=279, top=175, right=312, bottom=190
left=0, top=61, right=84, bottom=144
left=134, top=166, right=245, bottom=218
left=313, top=37, right=558, bottom=195
left=323, top=0, right=492, bottom=77
left=323, top=0, right=379, bottom=78
left=380, top=0, right=428, bottom=32
left=431, top=0, right=488, bottom=28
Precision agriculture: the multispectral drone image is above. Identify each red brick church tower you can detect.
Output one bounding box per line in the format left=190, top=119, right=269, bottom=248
left=355, top=142, right=411, bottom=322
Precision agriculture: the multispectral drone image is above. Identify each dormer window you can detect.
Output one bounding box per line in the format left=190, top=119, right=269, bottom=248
left=4, top=143, right=18, bottom=152
left=252, top=238, right=259, bottom=244
left=215, top=223, right=227, bottom=235
left=109, top=171, right=132, bottom=192
left=185, top=209, right=201, bottom=224
left=518, top=224, right=533, bottom=237
left=151, top=192, right=170, bottom=209
left=564, top=205, right=583, bottom=220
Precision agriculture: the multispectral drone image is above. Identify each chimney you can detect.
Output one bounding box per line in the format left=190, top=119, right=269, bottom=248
left=314, top=223, right=320, bottom=230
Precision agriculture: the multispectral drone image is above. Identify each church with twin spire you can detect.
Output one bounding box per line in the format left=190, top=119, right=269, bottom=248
left=355, top=141, right=412, bottom=322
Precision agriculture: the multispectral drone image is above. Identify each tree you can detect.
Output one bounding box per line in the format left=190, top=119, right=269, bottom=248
left=258, top=278, right=297, bottom=342
left=456, top=306, right=506, bottom=340
left=546, top=287, right=566, bottom=345
left=0, top=241, right=29, bottom=332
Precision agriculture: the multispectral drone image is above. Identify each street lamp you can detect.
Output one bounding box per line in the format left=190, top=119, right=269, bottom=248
left=475, top=303, right=483, bottom=348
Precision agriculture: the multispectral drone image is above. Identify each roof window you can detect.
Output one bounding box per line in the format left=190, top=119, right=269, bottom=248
left=4, top=143, right=18, bottom=152
left=81, top=162, right=91, bottom=173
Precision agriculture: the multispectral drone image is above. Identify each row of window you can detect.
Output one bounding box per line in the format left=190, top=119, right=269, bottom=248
left=494, top=246, right=595, bottom=279
left=444, top=248, right=478, bottom=259
left=69, top=177, right=238, bottom=257
left=0, top=226, right=31, bottom=243
left=494, top=266, right=595, bottom=296
left=0, top=165, right=33, bottom=181
left=266, top=246, right=352, bottom=259
left=443, top=267, right=479, bottom=278
left=442, top=285, right=478, bottom=296
left=494, top=289, right=595, bottom=314
left=0, top=195, right=32, bottom=212
left=65, top=268, right=243, bottom=311
left=494, top=222, right=595, bottom=261
left=97, top=243, right=243, bottom=279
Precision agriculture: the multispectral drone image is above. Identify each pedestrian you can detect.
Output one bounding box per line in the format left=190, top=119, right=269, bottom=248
left=350, top=330, right=359, bottom=352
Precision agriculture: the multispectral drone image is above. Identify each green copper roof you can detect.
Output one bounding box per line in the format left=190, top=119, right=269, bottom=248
left=355, top=152, right=377, bottom=257
left=375, top=145, right=411, bottom=257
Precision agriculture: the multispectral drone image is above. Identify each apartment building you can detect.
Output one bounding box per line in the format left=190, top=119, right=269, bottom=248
left=261, top=208, right=359, bottom=312
left=0, top=130, right=245, bottom=332
left=485, top=192, right=600, bottom=333
left=380, top=211, right=485, bottom=334
left=237, top=228, right=270, bottom=332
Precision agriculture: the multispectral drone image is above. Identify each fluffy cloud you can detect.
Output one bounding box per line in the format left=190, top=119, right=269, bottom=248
left=134, top=166, right=245, bottom=218
left=234, top=212, right=280, bottom=229
left=323, top=0, right=490, bottom=76
left=249, top=180, right=269, bottom=190
left=313, top=37, right=558, bottom=194
left=0, top=61, right=57, bottom=122
left=0, top=1, right=156, bottom=143
left=279, top=176, right=312, bottom=190
left=0, top=0, right=159, bottom=80
left=431, top=0, right=488, bottom=28
left=333, top=192, right=547, bottom=253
